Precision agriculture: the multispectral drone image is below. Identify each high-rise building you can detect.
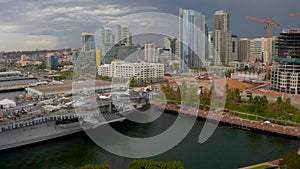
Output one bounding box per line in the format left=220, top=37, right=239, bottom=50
left=270, top=28, right=300, bottom=94
left=101, top=28, right=115, bottom=46
left=250, top=37, right=267, bottom=61
left=163, top=36, right=177, bottom=60
left=238, top=38, right=250, bottom=62
left=205, top=24, right=209, bottom=61
left=249, top=37, right=277, bottom=63
left=175, top=41, right=181, bottom=60
left=164, top=37, right=171, bottom=49
left=179, top=8, right=206, bottom=71
left=208, top=31, right=214, bottom=62
left=46, top=54, right=58, bottom=70
left=81, top=32, right=95, bottom=51
left=81, top=32, right=97, bottom=72
left=231, top=35, right=238, bottom=61
left=271, top=64, right=300, bottom=94
left=100, top=28, right=115, bottom=61
left=144, top=42, right=156, bottom=63
left=276, top=28, right=300, bottom=59
left=213, top=10, right=231, bottom=66
left=117, top=25, right=132, bottom=46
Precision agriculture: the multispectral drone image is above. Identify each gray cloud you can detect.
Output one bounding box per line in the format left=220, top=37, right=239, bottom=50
left=0, top=0, right=299, bottom=51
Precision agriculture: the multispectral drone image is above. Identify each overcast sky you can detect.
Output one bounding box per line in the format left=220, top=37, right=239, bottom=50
left=0, top=0, right=299, bottom=51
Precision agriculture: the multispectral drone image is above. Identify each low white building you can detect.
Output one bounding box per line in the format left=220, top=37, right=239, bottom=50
left=231, top=72, right=265, bottom=82
left=0, top=99, right=16, bottom=109
left=98, top=64, right=111, bottom=77
left=98, top=60, right=164, bottom=83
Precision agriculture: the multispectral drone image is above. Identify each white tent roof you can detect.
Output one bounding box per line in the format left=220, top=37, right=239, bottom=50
left=0, top=99, right=16, bottom=105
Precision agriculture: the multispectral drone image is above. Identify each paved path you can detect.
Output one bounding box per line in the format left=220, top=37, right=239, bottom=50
left=239, top=159, right=280, bottom=169
left=151, top=101, right=300, bottom=139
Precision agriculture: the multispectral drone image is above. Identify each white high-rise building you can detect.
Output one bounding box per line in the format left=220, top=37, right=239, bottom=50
left=175, top=41, right=181, bottom=60
left=101, top=28, right=115, bottom=46
left=144, top=42, right=156, bottom=63
left=179, top=8, right=206, bottom=71
left=249, top=37, right=277, bottom=63
left=208, top=31, right=214, bottom=60
left=117, top=25, right=132, bottom=46
left=213, top=10, right=231, bottom=66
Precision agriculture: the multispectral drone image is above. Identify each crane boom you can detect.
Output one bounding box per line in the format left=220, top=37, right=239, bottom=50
left=246, top=16, right=280, bottom=86
left=246, top=16, right=279, bottom=26
left=289, top=13, right=300, bottom=16
left=246, top=16, right=268, bottom=23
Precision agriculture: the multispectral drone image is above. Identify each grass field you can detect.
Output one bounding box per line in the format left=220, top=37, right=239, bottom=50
left=250, top=164, right=274, bottom=169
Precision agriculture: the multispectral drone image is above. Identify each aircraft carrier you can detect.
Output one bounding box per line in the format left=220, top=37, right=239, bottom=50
left=0, top=83, right=150, bottom=151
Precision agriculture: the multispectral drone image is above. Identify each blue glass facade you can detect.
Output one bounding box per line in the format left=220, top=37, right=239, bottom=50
left=179, top=9, right=206, bottom=71
left=50, top=55, right=58, bottom=70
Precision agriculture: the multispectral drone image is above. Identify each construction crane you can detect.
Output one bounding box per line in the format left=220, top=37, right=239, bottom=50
left=246, top=16, right=280, bottom=85
left=289, top=13, right=300, bottom=17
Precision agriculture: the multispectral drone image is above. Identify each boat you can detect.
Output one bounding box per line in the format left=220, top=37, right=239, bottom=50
left=0, top=91, right=150, bottom=151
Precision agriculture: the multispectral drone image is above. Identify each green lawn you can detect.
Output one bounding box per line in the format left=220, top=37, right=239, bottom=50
left=250, top=164, right=273, bottom=169
left=238, top=114, right=264, bottom=121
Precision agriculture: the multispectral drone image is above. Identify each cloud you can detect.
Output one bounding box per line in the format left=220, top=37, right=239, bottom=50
left=0, top=25, right=19, bottom=33
left=0, top=0, right=300, bottom=51
left=0, top=0, right=12, bottom=3
left=24, top=40, right=52, bottom=45
left=0, top=0, right=160, bottom=51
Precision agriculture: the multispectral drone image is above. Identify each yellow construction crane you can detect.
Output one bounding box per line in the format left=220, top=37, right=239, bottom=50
left=289, top=13, right=300, bottom=17
left=246, top=16, right=280, bottom=85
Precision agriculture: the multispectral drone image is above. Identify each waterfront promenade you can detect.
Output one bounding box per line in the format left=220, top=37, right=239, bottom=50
left=152, top=101, right=300, bottom=139
left=239, top=159, right=280, bottom=169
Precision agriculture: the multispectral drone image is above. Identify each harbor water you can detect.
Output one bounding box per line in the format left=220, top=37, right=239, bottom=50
left=0, top=112, right=299, bottom=169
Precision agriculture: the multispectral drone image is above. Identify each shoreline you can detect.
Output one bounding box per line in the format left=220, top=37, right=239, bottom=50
left=152, top=101, right=300, bottom=139
left=239, top=159, right=280, bottom=169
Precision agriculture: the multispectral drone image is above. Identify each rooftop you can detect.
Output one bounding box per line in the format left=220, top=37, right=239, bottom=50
left=30, top=80, right=114, bottom=95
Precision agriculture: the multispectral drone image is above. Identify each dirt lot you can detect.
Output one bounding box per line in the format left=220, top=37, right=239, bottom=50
left=170, top=77, right=259, bottom=92
left=225, top=79, right=260, bottom=91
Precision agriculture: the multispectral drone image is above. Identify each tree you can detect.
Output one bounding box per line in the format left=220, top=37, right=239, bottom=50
left=279, top=152, right=300, bottom=169
left=128, top=160, right=184, bottom=169
left=225, top=87, right=241, bottom=108
left=130, top=77, right=139, bottom=88
left=200, top=91, right=211, bottom=110
left=276, top=97, right=283, bottom=104
left=81, top=164, right=110, bottom=169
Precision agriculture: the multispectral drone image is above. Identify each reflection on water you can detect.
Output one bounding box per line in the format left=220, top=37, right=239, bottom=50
left=0, top=113, right=299, bottom=169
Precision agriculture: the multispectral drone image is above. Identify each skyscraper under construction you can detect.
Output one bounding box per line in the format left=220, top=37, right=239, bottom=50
left=270, top=28, right=300, bottom=94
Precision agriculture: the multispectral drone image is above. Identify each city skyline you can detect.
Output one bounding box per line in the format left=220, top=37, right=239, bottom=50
left=0, top=0, right=300, bottom=51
